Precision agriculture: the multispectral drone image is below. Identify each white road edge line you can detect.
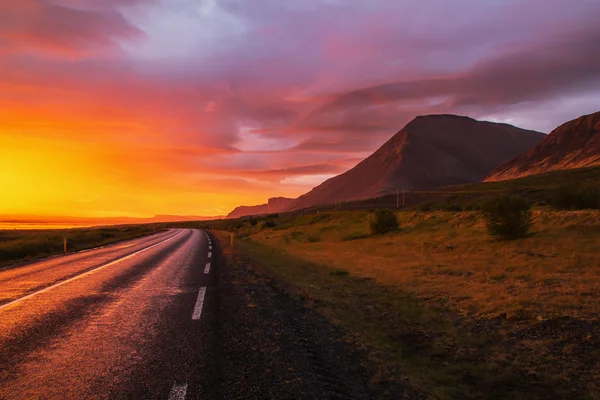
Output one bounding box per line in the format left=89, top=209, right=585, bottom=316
left=204, top=262, right=211, bottom=274
left=192, top=287, right=206, bottom=320
left=0, top=230, right=185, bottom=312
left=168, top=383, right=187, bottom=400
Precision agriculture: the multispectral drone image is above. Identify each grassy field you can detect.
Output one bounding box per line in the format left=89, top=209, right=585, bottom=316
left=251, top=210, right=600, bottom=319
left=267, top=165, right=600, bottom=213
left=206, top=207, right=600, bottom=399
left=0, top=224, right=163, bottom=266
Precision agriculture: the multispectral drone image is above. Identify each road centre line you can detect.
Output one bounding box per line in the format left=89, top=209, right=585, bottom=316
left=168, top=383, right=187, bottom=400
left=204, top=262, right=211, bottom=274
left=192, top=287, right=206, bottom=320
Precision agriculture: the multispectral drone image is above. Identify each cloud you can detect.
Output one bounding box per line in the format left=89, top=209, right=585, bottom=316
left=243, top=164, right=346, bottom=181
left=0, top=0, right=145, bottom=58
left=2, top=0, right=600, bottom=215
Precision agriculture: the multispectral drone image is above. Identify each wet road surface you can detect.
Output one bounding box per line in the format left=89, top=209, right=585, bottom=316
left=0, top=229, right=215, bottom=399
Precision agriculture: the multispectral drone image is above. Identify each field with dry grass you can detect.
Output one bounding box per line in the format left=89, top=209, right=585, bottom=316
left=252, top=210, right=600, bottom=320
left=210, top=208, right=600, bottom=398
left=0, top=225, right=162, bottom=266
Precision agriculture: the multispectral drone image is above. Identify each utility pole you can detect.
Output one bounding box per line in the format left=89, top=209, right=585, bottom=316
left=396, top=189, right=399, bottom=208
left=402, top=189, right=406, bottom=206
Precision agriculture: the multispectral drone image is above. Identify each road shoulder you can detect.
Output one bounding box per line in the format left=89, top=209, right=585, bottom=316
left=212, top=231, right=391, bottom=400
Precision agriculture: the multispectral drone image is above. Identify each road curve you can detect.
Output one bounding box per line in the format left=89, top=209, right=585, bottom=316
left=0, top=228, right=215, bottom=400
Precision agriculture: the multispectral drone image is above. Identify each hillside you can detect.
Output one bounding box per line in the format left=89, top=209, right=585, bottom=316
left=486, top=111, right=600, bottom=182
left=227, top=197, right=295, bottom=218
left=287, top=114, right=544, bottom=210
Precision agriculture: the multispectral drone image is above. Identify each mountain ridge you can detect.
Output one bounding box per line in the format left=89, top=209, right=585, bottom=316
left=485, top=111, right=600, bottom=182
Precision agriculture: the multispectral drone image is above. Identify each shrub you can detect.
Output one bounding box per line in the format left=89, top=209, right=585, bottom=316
left=307, top=234, right=321, bottom=243
left=341, top=232, right=370, bottom=241
left=330, top=269, right=349, bottom=276
left=249, top=217, right=258, bottom=226
left=370, top=209, right=399, bottom=234
left=482, top=196, right=533, bottom=240
left=443, top=203, right=463, bottom=212
left=261, top=220, right=276, bottom=229
left=419, top=203, right=433, bottom=212
left=548, top=185, right=600, bottom=210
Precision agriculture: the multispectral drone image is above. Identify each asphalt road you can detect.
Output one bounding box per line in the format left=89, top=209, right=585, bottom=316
left=0, top=228, right=216, bottom=400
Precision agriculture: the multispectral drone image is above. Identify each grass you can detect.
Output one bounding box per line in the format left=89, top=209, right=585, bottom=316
left=206, top=206, right=600, bottom=398
left=248, top=209, right=600, bottom=320
left=0, top=224, right=163, bottom=266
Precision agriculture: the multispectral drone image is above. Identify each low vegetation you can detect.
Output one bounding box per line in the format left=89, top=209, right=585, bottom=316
left=0, top=225, right=162, bottom=266
left=282, top=166, right=600, bottom=213
left=549, top=184, right=600, bottom=210
left=482, top=195, right=533, bottom=239
left=201, top=205, right=600, bottom=398
left=369, top=208, right=399, bottom=234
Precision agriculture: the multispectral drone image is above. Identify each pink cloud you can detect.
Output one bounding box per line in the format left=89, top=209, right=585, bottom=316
left=0, top=0, right=144, bottom=58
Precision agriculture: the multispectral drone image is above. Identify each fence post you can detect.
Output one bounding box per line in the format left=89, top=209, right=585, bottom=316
left=230, top=233, right=234, bottom=247
left=63, top=238, right=67, bottom=253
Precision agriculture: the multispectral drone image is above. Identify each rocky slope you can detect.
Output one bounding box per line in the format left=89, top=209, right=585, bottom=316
left=485, top=111, right=600, bottom=182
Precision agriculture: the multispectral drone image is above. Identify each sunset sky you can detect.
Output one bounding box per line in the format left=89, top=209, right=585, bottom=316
left=1, top=0, right=600, bottom=218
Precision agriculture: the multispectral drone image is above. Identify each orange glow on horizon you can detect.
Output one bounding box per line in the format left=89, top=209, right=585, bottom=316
left=0, top=124, right=304, bottom=218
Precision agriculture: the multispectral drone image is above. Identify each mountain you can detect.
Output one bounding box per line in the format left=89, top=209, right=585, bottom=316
left=485, top=111, right=600, bottom=182
left=286, top=114, right=545, bottom=210
left=227, top=197, right=295, bottom=218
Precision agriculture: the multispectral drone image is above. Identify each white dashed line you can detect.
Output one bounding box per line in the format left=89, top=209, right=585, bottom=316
left=204, top=262, right=211, bottom=274
left=207, top=252, right=212, bottom=258
left=0, top=230, right=185, bottom=311
left=192, top=287, right=206, bottom=320
left=208, top=245, right=212, bottom=250
left=168, top=383, right=187, bottom=400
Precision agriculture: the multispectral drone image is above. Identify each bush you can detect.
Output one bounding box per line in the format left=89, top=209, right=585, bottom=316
left=370, top=209, right=399, bottom=234
left=341, top=232, right=370, bottom=241
left=330, top=269, right=349, bottom=276
left=443, top=203, right=463, bottom=212
left=249, top=217, right=258, bottom=226
left=548, top=185, right=600, bottom=210
left=261, top=220, right=276, bottom=229
left=307, top=234, right=321, bottom=243
left=419, top=203, right=433, bottom=212
left=482, top=196, right=533, bottom=240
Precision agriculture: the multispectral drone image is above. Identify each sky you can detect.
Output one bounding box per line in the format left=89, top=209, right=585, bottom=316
left=1, top=0, right=600, bottom=218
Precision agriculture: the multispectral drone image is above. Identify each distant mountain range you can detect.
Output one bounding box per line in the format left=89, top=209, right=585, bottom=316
left=228, top=114, right=545, bottom=218
left=228, top=197, right=295, bottom=219
left=485, top=111, right=600, bottom=182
